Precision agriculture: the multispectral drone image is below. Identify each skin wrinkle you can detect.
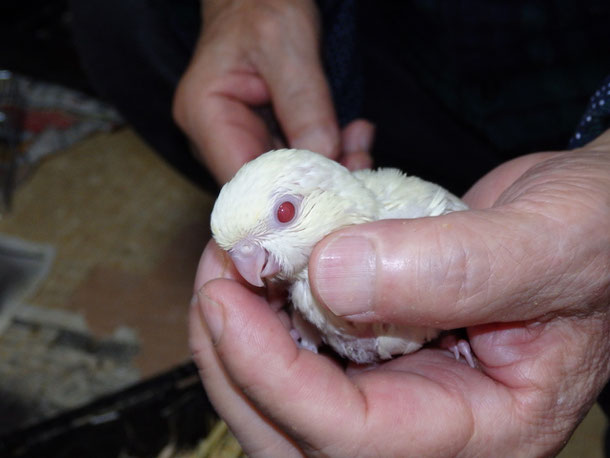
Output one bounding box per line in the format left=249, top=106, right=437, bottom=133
left=512, top=388, right=561, bottom=445
left=501, top=154, right=609, bottom=211
left=531, top=218, right=607, bottom=316
left=452, top=208, right=536, bottom=322
left=482, top=199, right=603, bottom=319
left=444, top=226, right=477, bottom=322
left=399, top=218, right=470, bottom=324
left=446, top=216, right=524, bottom=325
left=511, top=319, right=600, bottom=435
left=535, top=383, right=593, bottom=447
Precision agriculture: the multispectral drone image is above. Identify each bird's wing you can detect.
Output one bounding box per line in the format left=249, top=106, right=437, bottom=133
left=353, top=168, right=468, bottom=219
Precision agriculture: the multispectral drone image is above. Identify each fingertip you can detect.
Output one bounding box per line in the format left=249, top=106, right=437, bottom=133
left=337, top=119, right=375, bottom=170
left=201, top=278, right=297, bottom=360
left=291, top=123, right=341, bottom=159
left=341, top=150, right=373, bottom=171
left=265, top=62, right=341, bottom=158
left=342, top=119, right=375, bottom=155
left=194, top=239, right=239, bottom=291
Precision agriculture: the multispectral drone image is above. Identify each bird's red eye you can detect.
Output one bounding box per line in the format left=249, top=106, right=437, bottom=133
left=277, top=201, right=295, bottom=223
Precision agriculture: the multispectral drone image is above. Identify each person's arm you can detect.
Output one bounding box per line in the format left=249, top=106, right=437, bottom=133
left=172, top=0, right=373, bottom=184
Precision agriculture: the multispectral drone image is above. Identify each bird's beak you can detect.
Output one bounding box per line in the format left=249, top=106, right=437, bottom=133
left=229, top=242, right=280, bottom=287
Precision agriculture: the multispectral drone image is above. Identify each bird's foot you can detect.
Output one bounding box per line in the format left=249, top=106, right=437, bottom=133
left=289, top=329, right=319, bottom=353
left=289, top=311, right=321, bottom=353
left=442, top=334, right=476, bottom=368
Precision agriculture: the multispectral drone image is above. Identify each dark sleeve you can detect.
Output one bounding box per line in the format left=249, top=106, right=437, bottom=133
left=569, top=75, right=610, bottom=148
left=316, top=0, right=363, bottom=127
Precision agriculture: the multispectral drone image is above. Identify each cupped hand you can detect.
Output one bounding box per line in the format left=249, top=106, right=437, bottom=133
left=190, top=131, right=610, bottom=456
left=307, top=130, right=610, bottom=452
left=172, top=0, right=373, bottom=184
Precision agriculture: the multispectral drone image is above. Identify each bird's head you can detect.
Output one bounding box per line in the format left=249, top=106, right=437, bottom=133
left=210, top=149, right=377, bottom=287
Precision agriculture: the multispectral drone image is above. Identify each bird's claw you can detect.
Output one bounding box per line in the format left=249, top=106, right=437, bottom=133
left=451, top=339, right=476, bottom=368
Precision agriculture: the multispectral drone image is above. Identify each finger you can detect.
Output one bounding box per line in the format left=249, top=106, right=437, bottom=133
left=266, top=66, right=340, bottom=158
left=194, top=239, right=241, bottom=290
left=174, top=49, right=275, bottom=183
left=340, top=119, right=375, bottom=171
left=199, top=278, right=363, bottom=450
left=308, top=207, right=598, bottom=329
left=193, top=91, right=273, bottom=183
left=189, top=292, right=299, bottom=456
left=196, top=239, right=289, bottom=312
left=199, top=278, right=474, bottom=456
left=254, top=30, right=341, bottom=158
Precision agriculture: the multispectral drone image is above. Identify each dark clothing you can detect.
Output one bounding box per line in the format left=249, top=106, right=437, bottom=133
left=70, top=0, right=204, bottom=187
left=70, top=0, right=610, bottom=194
left=570, top=75, right=610, bottom=146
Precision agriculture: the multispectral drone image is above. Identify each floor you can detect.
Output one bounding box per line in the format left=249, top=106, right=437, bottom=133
left=0, top=128, right=213, bottom=378
left=0, top=124, right=605, bottom=455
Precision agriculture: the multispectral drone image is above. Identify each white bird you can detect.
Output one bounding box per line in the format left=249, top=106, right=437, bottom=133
left=211, top=149, right=474, bottom=365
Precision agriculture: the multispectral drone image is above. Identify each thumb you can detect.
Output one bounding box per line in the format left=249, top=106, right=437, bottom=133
left=308, top=208, right=589, bottom=329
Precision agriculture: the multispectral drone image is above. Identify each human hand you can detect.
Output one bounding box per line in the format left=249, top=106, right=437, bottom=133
left=172, top=0, right=373, bottom=184
left=190, top=130, right=610, bottom=456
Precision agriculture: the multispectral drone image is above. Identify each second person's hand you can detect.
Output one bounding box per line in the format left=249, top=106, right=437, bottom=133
left=172, top=0, right=373, bottom=184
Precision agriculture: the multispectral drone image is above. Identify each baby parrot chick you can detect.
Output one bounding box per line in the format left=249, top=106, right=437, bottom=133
left=211, top=149, right=472, bottom=365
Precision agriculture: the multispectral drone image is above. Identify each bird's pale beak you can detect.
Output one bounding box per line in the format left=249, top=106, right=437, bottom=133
left=229, top=242, right=280, bottom=287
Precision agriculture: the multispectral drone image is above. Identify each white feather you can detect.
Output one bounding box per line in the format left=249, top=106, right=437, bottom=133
left=211, top=149, right=468, bottom=363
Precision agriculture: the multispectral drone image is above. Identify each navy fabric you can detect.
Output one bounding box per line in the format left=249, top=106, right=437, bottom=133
left=570, top=75, right=610, bottom=147
left=395, top=0, right=610, bottom=154
left=317, top=0, right=363, bottom=127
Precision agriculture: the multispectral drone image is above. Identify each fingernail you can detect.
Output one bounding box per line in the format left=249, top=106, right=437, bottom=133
left=201, top=293, right=224, bottom=344
left=352, top=124, right=375, bottom=153
left=343, top=120, right=376, bottom=154
left=315, top=236, right=376, bottom=316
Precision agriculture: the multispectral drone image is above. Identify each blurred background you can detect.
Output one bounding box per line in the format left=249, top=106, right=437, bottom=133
left=0, top=1, right=606, bottom=457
